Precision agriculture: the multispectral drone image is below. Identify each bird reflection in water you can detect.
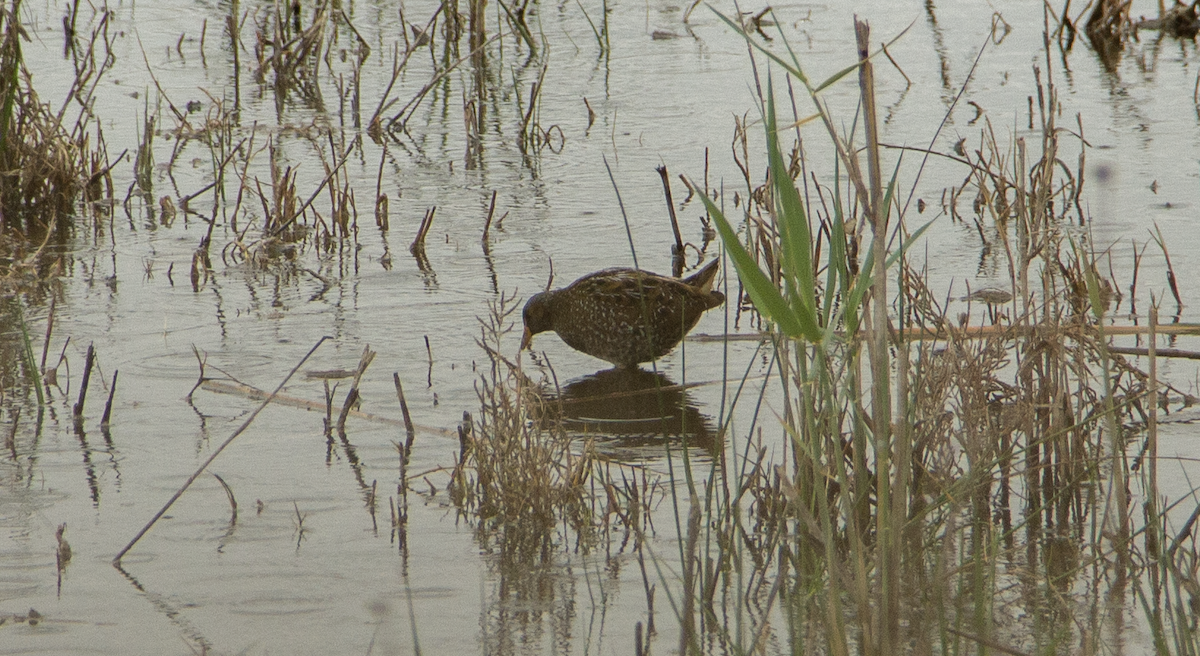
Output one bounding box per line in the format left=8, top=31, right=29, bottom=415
left=547, top=367, right=716, bottom=452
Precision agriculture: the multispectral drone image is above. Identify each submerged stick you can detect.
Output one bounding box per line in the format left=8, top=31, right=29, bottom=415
left=113, top=337, right=329, bottom=564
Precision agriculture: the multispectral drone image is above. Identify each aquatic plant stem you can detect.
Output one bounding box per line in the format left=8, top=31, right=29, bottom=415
left=112, top=336, right=329, bottom=564
left=856, top=19, right=897, bottom=653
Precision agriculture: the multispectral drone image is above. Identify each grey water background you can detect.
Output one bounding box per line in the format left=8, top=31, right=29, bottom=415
left=3, top=0, right=1200, bottom=653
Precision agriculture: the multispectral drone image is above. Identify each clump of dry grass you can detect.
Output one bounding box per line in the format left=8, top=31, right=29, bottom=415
left=0, top=4, right=100, bottom=235
left=450, top=293, right=659, bottom=565
left=450, top=294, right=593, bottom=551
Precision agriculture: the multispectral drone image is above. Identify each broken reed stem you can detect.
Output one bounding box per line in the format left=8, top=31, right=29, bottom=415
left=375, top=142, right=389, bottom=230
left=227, top=0, right=241, bottom=106
left=113, top=336, right=329, bottom=564
left=336, top=388, right=359, bottom=433
left=393, top=372, right=416, bottom=451
left=410, top=206, right=437, bottom=254
left=337, top=346, right=377, bottom=434
left=1130, top=239, right=1143, bottom=315
left=1151, top=224, right=1183, bottom=313
left=1164, top=249, right=1182, bottom=312
left=482, top=190, right=498, bottom=242
left=656, top=165, right=685, bottom=277
left=6, top=407, right=19, bottom=457
left=1149, top=304, right=1159, bottom=510
left=74, top=343, right=95, bottom=418
left=679, top=495, right=701, bottom=656
left=101, top=369, right=118, bottom=426
left=856, top=18, right=898, bottom=654
left=40, top=295, right=56, bottom=375
left=212, top=471, right=238, bottom=524
left=424, top=335, right=433, bottom=387
left=1109, top=345, right=1200, bottom=360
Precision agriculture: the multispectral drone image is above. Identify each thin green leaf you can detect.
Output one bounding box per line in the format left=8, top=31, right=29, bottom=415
left=843, top=217, right=937, bottom=336
left=697, top=191, right=812, bottom=340
left=765, top=79, right=820, bottom=340
left=812, top=60, right=864, bottom=94
left=709, top=8, right=809, bottom=88
left=886, top=218, right=935, bottom=269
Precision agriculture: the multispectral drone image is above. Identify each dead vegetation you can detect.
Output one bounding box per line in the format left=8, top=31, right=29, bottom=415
left=3, top=0, right=1200, bottom=652
left=450, top=293, right=657, bottom=562
left=641, top=12, right=1200, bottom=654
left=0, top=2, right=112, bottom=257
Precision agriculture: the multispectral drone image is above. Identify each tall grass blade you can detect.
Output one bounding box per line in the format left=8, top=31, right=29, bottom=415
left=695, top=190, right=812, bottom=340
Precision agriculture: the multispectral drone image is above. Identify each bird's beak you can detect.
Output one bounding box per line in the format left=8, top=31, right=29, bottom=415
left=519, top=326, right=533, bottom=351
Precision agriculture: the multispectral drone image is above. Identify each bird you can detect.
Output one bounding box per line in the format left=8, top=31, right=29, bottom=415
left=520, top=258, right=724, bottom=368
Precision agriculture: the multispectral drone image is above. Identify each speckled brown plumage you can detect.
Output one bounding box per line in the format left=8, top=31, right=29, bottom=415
left=520, top=258, right=724, bottom=368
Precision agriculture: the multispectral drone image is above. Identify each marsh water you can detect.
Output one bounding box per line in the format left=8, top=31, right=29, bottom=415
left=4, top=0, right=1200, bottom=653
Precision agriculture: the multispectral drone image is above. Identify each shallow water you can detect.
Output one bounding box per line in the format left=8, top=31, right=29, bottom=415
left=3, top=0, right=1200, bottom=653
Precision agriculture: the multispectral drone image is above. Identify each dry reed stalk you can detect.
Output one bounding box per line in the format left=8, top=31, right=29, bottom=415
left=423, top=335, right=434, bottom=387
left=387, top=32, right=501, bottom=131
left=375, top=142, right=389, bottom=230
left=197, top=367, right=442, bottom=430
left=73, top=343, right=95, bottom=419
left=202, top=377, right=451, bottom=429
left=393, top=373, right=416, bottom=449
left=656, top=165, right=685, bottom=277
left=410, top=206, right=437, bottom=256
left=100, top=369, right=117, bottom=426
left=1147, top=305, right=1159, bottom=525
left=481, top=189, right=498, bottom=243
left=212, top=472, right=237, bottom=525
left=39, top=295, right=56, bottom=378
left=226, top=1, right=241, bottom=104
left=678, top=495, right=700, bottom=655
left=114, top=336, right=329, bottom=564
left=5, top=406, right=18, bottom=458
left=463, top=94, right=483, bottom=169
left=321, top=380, right=334, bottom=439
left=336, top=347, right=376, bottom=434
left=368, top=7, right=442, bottom=130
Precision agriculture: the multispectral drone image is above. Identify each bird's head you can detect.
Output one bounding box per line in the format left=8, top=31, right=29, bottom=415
left=520, top=292, right=553, bottom=350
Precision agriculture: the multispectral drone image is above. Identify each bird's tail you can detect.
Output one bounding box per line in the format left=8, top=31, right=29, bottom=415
left=683, top=257, right=720, bottom=293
